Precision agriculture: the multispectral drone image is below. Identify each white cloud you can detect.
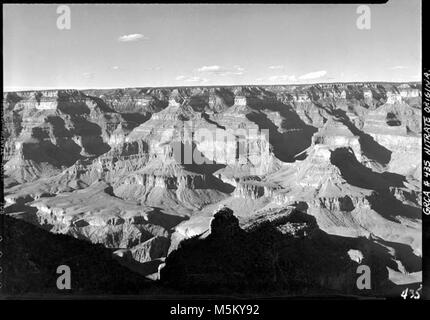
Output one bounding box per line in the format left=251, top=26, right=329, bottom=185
left=389, top=65, right=408, bottom=70
left=176, top=75, right=208, bottom=83
left=197, top=65, right=222, bottom=72
left=220, top=71, right=244, bottom=76
left=298, top=70, right=327, bottom=80
left=268, top=65, right=284, bottom=70
left=118, top=33, right=149, bottom=42
left=112, top=66, right=119, bottom=70
left=268, top=74, right=297, bottom=82
left=82, top=72, right=95, bottom=80
left=259, top=70, right=327, bottom=83
left=185, top=77, right=209, bottom=83
left=197, top=65, right=244, bottom=76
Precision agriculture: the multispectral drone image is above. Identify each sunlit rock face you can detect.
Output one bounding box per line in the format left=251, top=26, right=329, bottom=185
left=4, top=82, right=422, bottom=292
left=3, top=90, right=134, bottom=183
left=360, top=102, right=422, bottom=176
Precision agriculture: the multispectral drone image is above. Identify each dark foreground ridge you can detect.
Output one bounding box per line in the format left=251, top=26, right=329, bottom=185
left=1, top=215, right=150, bottom=296
left=2, top=82, right=422, bottom=298
left=1, top=207, right=419, bottom=297
left=161, top=207, right=398, bottom=296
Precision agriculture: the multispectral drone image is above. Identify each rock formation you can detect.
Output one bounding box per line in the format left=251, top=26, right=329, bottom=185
left=161, top=207, right=394, bottom=295
left=3, top=82, right=422, bottom=295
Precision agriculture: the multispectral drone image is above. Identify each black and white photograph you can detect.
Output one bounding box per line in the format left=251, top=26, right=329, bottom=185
left=1, top=1, right=426, bottom=304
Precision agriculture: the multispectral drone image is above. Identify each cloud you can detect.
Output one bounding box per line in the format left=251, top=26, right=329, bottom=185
left=197, top=65, right=222, bottom=72
left=186, top=77, right=208, bottom=83
left=268, top=74, right=297, bottom=82
left=197, top=65, right=244, bottom=76
left=118, top=33, right=149, bottom=42
left=82, top=72, right=95, bottom=80
left=176, top=75, right=208, bottom=83
left=298, top=70, right=327, bottom=80
left=112, top=66, right=119, bottom=70
left=260, top=70, right=327, bottom=83
left=268, top=65, right=284, bottom=70
left=389, top=65, right=408, bottom=70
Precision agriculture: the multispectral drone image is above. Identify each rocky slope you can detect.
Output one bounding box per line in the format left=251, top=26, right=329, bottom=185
left=161, top=207, right=398, bottom=295
left=1, top=214, right=151, bottom=295
left=3, top=82, right=422, bottom=295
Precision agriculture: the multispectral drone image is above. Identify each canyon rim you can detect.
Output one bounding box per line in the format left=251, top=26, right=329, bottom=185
left=1, top=2, right=423, bottom=299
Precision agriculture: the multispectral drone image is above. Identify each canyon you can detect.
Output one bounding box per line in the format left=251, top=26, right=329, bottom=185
left=2, top=82, right=422, bottom=296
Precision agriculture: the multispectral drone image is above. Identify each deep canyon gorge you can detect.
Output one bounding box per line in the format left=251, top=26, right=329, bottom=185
left=2, top=82, right=422, bottom=296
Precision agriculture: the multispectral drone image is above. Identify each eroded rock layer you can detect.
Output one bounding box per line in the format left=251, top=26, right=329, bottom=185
left=3, top=82, right=422, bottom=295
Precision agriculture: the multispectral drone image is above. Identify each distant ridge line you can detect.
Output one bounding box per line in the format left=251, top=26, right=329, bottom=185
left=2, top=81, right=423, bottom=94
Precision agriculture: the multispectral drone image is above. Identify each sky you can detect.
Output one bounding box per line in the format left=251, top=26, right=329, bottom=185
left=3, top=1, right=421, bottom=91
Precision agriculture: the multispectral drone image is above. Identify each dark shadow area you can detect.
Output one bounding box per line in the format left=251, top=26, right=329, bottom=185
left=330, top=148, right=421, bottom=221
left=243, top=95, right=317, bottom=162
left=201, top=112, right=226, bottom=130
left=56, top=91, right=115, bottom=115
left=331, top=148, right=404, bottom=190
left=68, top=117, right=111, bottom=155
left=4, top=92, right=23, bottom=111
left=115, top=257, right=165, bottom=278
left=5, top=203, right=38, bottom=215
left=386, top=112, right=402, bottom=126
left=22, top=139, right=83, bottom=168
left=329, top=108, right=392, bottom=165
left=45, top=116, right=73, bottom=138
left=161, top=207, right=396, bottom=296
left=57, top=101, right=90, bottom=115
left=187, top=95, right=208, bottom=113
left=146, top=207, right=189, bottom=230
left=80, top=135, right=111, bottom=156
left=2, top=215, right=151, bottom=296
left=69, top=116, right=103, bottom=136
left=367, top=192, right=421, bottom=221
left=121, top=112, right=151, bottom=129
left=375, top=239, right=421, bottom=273
left=171, top=140, right=235, bottom=194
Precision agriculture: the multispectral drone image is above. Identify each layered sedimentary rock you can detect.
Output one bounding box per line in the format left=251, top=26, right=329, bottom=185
left=360, top=103, right=421, bottom=177
left=3, top=90, right=135, bottom=184
left=3, top=82, right=422, bottom=293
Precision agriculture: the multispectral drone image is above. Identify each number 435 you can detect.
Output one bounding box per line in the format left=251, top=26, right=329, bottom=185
left=401, top=285, right=422, bottom=300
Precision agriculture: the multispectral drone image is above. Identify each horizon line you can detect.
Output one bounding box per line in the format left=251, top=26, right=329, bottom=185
left=3, top=79, right=422, bottom=93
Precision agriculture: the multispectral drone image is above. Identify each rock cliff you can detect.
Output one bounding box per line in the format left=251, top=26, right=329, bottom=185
left=3, top=82, right=422, bottom=294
